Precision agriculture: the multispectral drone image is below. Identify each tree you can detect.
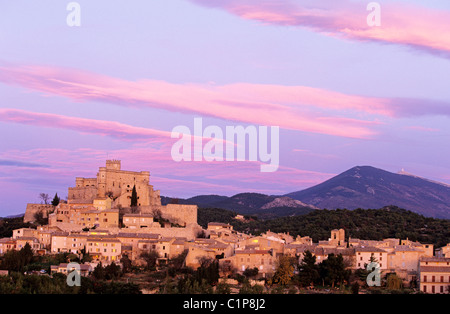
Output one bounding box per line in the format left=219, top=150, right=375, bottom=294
left=270, top=255, right=296, bottom=286
left=92, top=262, right=106, bottom=280
left=351, top=282, right=360, bottom=294
left=1, top=242, right=34, bottom=272
left=215, top=282, right=231, bottom=294
left=120, top=254, right=132, bottom=273
left=152, top=207, right=162, bottom=222
left=318, top=254, right=350, bottom=288
left=386, top=273, right=403, bottom=290
left=196, top=257, right=219, bottom=285
left=298, top=250, right=320, bottom=287
left=80, top=246, right=92, bottom=263
left=239, top=282, right=264, bottom=294
left=104, top=262, right=122, bottom=280
left=51, top=193, right=60, bottom=207
left=130, top=185, right=138, bottom=208
left=21, top=242, right=34, bottom=266
left=39, top=193, right=49, bottom=205
left=243, top=267, right=259, bottom=278
left=33, top=211, right=48, bottom=225
left=140, top=249, right=159, bottom=271
left=1, top=249, right=22, bottom=272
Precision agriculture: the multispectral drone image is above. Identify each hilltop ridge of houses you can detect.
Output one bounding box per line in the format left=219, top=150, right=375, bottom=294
left=1, top=221, right=450, bottom=294
left=1, top=160, right=449, bottom=294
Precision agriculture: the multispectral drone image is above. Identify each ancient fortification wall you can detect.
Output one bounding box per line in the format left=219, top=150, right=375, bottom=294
left=119, top=223, right=202, bottom=240
left=24, top=204, right=54, bottom=223
left=140, top=204, right=198, bottom=226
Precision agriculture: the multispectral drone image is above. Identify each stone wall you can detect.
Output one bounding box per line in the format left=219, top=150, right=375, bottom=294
left=119, top=223, right=202, bottom=241
left=24, top=204, right=55, bottom=223
left=140, top=204, right=198, bottom=226
left=68, top=186, right=98, bottom=204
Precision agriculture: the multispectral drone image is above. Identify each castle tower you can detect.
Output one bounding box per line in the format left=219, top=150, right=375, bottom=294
left=106, top=160, right=121, bottom=171
left=330, top=228, right=346, bottom=246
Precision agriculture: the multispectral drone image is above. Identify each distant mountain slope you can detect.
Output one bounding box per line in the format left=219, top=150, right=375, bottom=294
left=162, top=193, right=317, bottom=219
left=285, top=166, right=450, bottom=219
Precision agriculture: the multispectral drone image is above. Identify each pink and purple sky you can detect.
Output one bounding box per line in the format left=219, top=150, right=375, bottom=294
left=1, top=0, right=450, bottom=216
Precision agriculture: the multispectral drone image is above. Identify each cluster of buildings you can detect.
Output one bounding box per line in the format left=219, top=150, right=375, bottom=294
left=204, top=224, right=450, bottom=294
left=0, top=160, right=449, bottom=294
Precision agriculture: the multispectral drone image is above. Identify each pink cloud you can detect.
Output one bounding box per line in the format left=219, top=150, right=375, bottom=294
left=0, top=144, right=333, bottom=199
left=0, top=108, right=173, bottom=142
left=0, top=63, right=388, bottom=139
left=188, top=0, right=450, bottom=58
left=405, top=125, right=439, bottom=133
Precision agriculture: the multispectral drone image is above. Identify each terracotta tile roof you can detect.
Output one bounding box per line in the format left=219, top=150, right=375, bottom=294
left=420, top=266, right=450, bottom=273
left=235, top=249, right=271, bottom=255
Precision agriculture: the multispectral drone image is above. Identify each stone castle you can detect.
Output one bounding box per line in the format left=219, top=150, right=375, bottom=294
left=24, top=160, right=198, bottom=230
left=68, top=159, right=161, bottom=208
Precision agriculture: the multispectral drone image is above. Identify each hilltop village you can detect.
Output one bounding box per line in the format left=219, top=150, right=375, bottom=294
left=1, top=160, right=450, bottom=294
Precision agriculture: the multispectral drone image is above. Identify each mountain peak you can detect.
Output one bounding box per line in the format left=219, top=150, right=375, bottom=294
left=285, top=165, right=450, bottom=219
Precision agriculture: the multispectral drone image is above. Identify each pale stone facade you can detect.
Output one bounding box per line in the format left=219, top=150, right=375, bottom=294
left=419, top=257, right=450, bottom=294
left=123, top=213, right=156, bottom=229
left=222, top=249, right=276, bottom=277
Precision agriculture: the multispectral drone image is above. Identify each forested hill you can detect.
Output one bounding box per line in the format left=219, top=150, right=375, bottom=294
left=198, top=206, right=450, bottom=248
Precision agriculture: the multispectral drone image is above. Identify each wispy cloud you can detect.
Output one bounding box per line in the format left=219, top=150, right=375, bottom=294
left=0, top=159, right=49, bottom=168
left=405, top=125, right=439, bottom=133
left=188, top=0, right=450, bottom=58
left=0, top=145, right=333, bottom=198
left=0, top=108, right=173, bottom=142
left=0, top=63, right=389, bottom=139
